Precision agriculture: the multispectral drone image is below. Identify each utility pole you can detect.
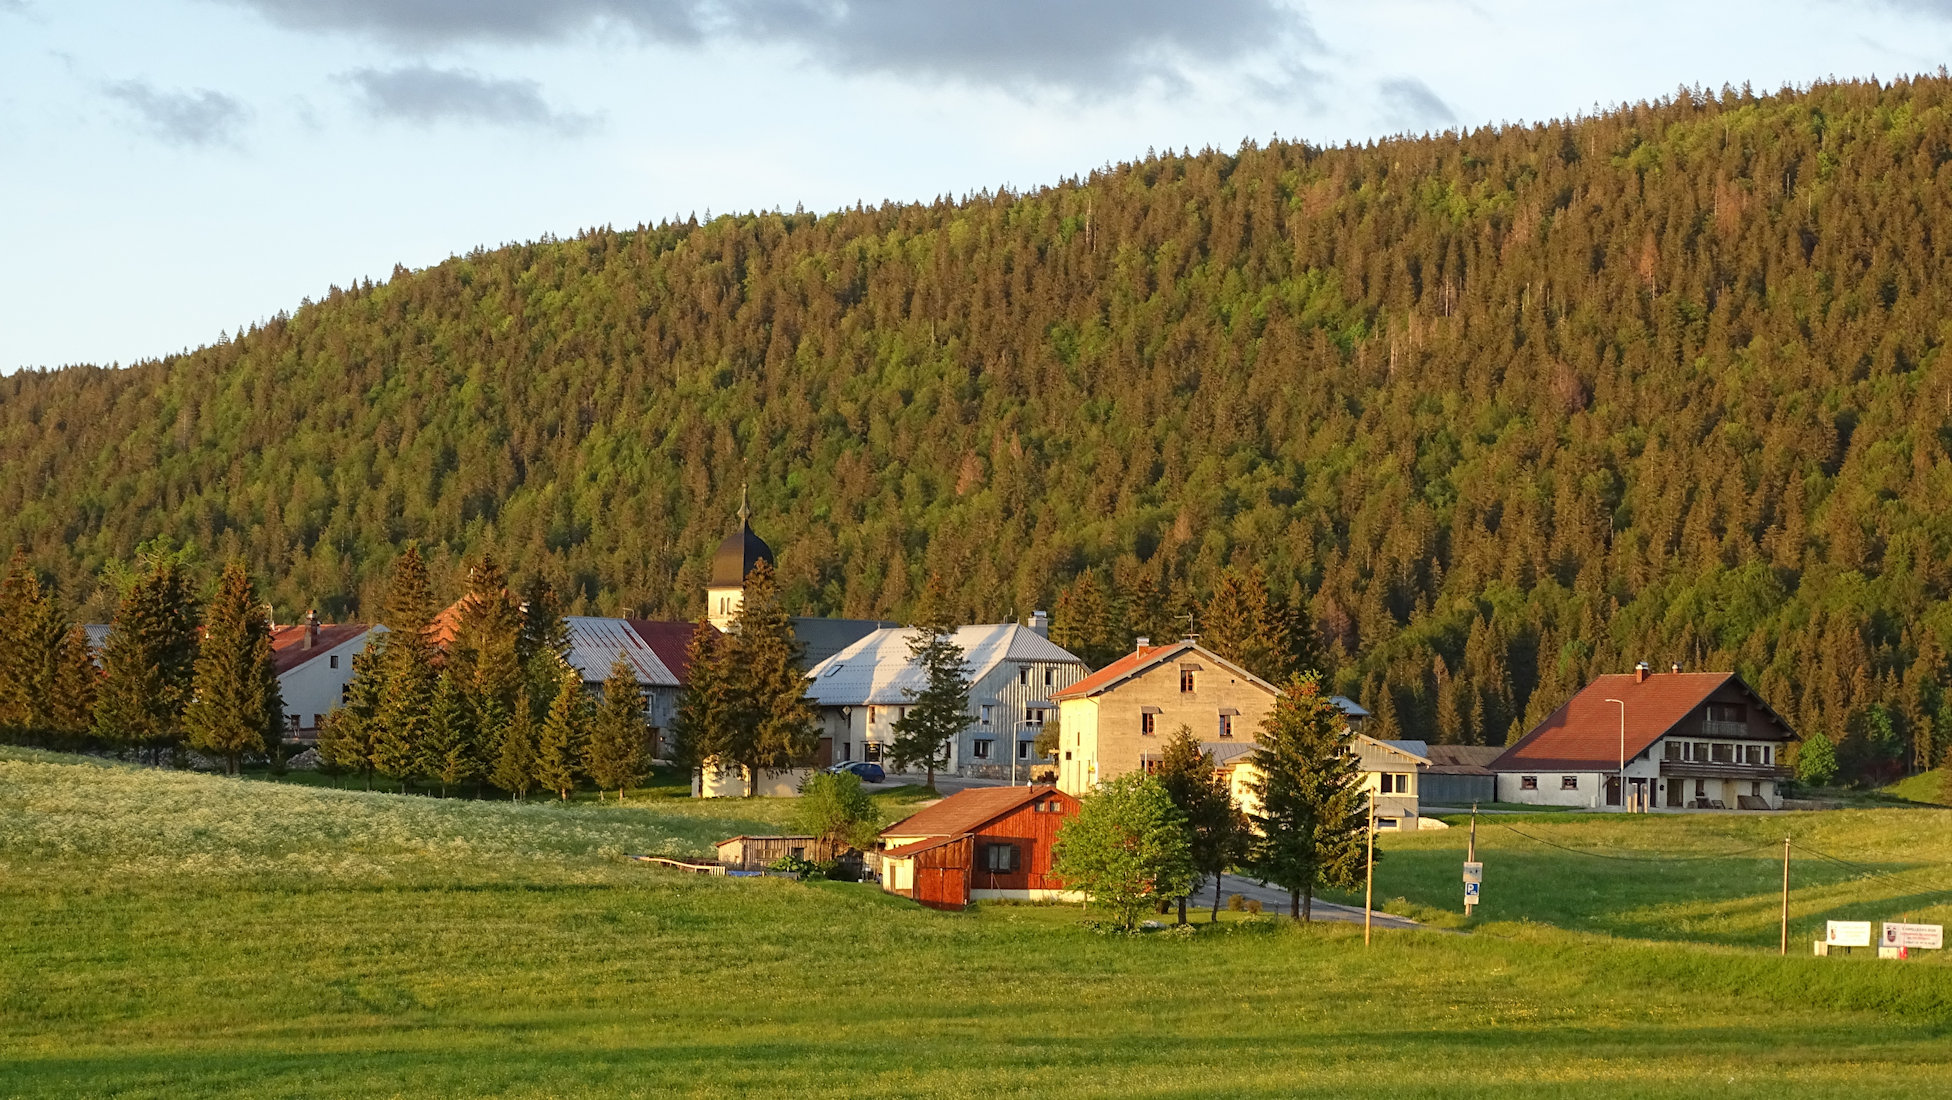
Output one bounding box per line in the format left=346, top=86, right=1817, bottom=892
left=1364, top=795, right=1377, bottom=947
left=1605, top=697, right=1627, bottom=811
left=1780, top=837, right=1791, bottom=956
left=1465, top=803, right=1479, bottom=919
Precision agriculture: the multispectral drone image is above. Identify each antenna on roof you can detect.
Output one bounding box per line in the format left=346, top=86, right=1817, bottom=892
left=1181, top=611, right=1197, bottom=642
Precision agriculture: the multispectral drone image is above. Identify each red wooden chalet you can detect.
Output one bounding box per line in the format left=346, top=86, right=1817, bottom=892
left=878, top=786, right=1079, bottom=911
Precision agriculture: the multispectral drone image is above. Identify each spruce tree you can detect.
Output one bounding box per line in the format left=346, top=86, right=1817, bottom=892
left=517, top=575, right=572, bottom=709
left=669, top=617, right=733, bottom=777
left=890, top=597, right=972, bottom=792
left=0, top=549, right=84, bottom=739
left=1052, top=571, right=1118, bottom=668
left=492, top=689, right=539, bottom=800
left=373, top=544, right=438, bottom=792
left=445, top=553, right=522, bottom=782
left=318, top=635, right=385, bottom=788
left=184, top=561, right=283, bottom=775
left=425, top=674, right=479, bottom=797
left=534, top=665, right=587, bottom=800
left=1202, top=567, right=1291, bottom=683
left=1154, top=724, right=1250, bottom=923
left=1246, top=673, right=1369, bottom=922
left=48, top=624, right=98, bottom=738
left=722, top=561, right=817, bottom=796
left=587, top=653, right=651, bottom=801
left=94, top=551, right=200, bottom=761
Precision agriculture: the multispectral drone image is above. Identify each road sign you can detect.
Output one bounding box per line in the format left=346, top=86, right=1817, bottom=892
left=1462, top=861, right=1483, bottom=885
left=1826, top=920, right=1872, bottom=947
left=1464, top=881, right=1480, bottom=900
left=1881, top=922, right=1944, bottom=950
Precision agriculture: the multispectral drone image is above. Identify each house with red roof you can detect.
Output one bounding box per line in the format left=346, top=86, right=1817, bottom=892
left=1492, top=664, right=1796, bottom=810
left=270, top=612, right=383, bottom=740
left=879, top=785, right=1081, bottom=910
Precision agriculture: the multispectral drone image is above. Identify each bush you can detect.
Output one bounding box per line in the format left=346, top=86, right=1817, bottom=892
left=1245, top=899, right=1263, bottom=915
left=1227, top=893, right=1246, bottom=912
left=768, top=854, right=822, bottom=880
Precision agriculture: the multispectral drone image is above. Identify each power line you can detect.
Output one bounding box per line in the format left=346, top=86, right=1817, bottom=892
left=1491, top=821, right=1779, bottom=862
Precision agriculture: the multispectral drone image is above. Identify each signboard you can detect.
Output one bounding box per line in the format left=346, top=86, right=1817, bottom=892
left=1462, top=862, right=1483, bottom=885
left=1464, top=881, right=1481, bottom=901
left=1881, top=922, right=1944, bottom=950
left=1826, top=920, right=1873, bottom=948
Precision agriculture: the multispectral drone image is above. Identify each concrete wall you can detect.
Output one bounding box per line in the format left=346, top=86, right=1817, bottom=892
left=692, top=761, right=813, bottom=798
left=1058, top=656, right=1276, bottom=795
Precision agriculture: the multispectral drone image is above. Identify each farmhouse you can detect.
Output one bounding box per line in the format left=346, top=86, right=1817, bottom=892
left=1493, top=664, right=1796, bottom=810
left=1223, top=734, right=1435, bottom=831
left=272, top=613, right=382, bottom=740
left=879, top=786, right=1080, bottom=910
left=1049, top=639, right=1367, bottom=796
left=803, top=619, right=1090, bottom=778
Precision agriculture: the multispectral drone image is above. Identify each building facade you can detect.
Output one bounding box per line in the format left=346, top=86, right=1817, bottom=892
left=1493, top=666, right=1796, bottom=810
left=804, top=621, right=1089, bottom=778
left=272, top=615, right=381, bottom=739
left=879, top=786, right=1081, bottom=909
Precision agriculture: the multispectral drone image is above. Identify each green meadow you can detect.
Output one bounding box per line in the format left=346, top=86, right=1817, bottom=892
left=4, top=747, right=1951, bottom=1099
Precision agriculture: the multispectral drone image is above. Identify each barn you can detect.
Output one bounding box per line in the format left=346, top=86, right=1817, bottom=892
left=878, top=786, right=1080, bottom=911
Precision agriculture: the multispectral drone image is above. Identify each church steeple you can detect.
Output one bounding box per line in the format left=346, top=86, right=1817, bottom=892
left=706, top=488, right=774, bottom=631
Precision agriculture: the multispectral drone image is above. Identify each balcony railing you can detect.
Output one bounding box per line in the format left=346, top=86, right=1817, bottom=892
left=1700, top=718, right=1749, bottom=739
left=1659, top=760, right=1791, bottom=781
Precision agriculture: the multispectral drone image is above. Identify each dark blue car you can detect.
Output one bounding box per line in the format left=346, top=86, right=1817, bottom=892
left=827, top=760, right=886, bottom=783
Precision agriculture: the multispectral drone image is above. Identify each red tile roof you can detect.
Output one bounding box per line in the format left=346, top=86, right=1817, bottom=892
left=1050, top=643, right=1176, bottom=700
left=1495, top=672, right=1791, bottom=771
left=269, top=623, right=372, bottom=674
left=881, top=786, right=1065, bottom=839
left=628, top=620, right=703, bottom=684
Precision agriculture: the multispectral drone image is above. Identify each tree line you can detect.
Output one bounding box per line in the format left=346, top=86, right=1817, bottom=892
left=9, top=77, right=1952, bottom=786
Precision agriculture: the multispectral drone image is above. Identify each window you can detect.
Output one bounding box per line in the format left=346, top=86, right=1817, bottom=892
left=823, top=664, right=843, bottom=677
left=1180, top=669, right=1196, bottom=693
left=1706, top=703, right=1747, bottom=724
left=1665, top=741, right=1682, bottom=761
left=311, top=714, right=323, bottom=730
left=1561, top=775, right=1579, bottom=790
left=1520, top=775, right=1538, bottom=790
left=1141, top=712, right=1156, bottom=736
left=984, top=843, right=1020, bottom=873
left=1018, top=740, right=1031, bottom=760
left=1044, top=667, right=1054, bottom=687
left=1692, top=741, right=1708, bottom=761
left=1695, top=779, right=1707, bottom=797
left=1019, top=666, right=1030, bottom=686
left=1024, top=706, right=1044, bottom=725
left=1218, top=713, right=1233, bottom=738
left=329, top=655, right=339, bottom=669
left=980, top=705, right=993, bottom=725
left=899, top=707, right=908, bottom=722
left=869, top=706, right=878, bottom=724
left=972, top=740, right=992, bottom=760
left=1377, top=818, right=1398, bottom=830
left=1751, top=781, right=1763, bottom=796
left=865, top=743, right=883, bottom=763
left=1379, top=773, right=1395, bottom=794
left=1064, top=750, right=1072, bottom=761
left=841, top=742, right=852, bottom=762
left=1745, top=745, right=1764, bottom=765
left=1711, top=743, right=1733, bottom=763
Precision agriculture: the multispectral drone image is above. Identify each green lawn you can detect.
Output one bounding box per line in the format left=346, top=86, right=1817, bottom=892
left=4, top=747, right=1952, bottom=1098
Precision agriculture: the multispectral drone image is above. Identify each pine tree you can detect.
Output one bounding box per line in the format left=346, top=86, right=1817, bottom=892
left=889, top=618, right=972, bottom=792
left=533, top=664, right=587, bottom=800
left=446, top=553, right=523, bottom=771
left=373, top=544, right=439, bottom=791
left=586, top=653, right=651, bottom=801
left=183, top=561, right=283, bottom=775
left=1052, top=571, right=1118, bottom=668
left=1153, top=724, right=1249, bottom=923
left=317, top=635, right=385, bottom=788
left=491, top=690, right=539, bottom=799
left=721, top=561, right=818, bottom=796
left=0, top=549, right=83, bottom=739
left=1245, top=673, right=1369, bottom=922
left=48, top=624, right=98, bottom=738
left=94, top=551, right=200, bottom=761
left=669, top=617, right=732, bottom=772
left=424, top=674, right=479, bottom=797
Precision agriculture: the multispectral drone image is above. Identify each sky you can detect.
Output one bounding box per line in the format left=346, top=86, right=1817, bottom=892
left=3, top=0, right=1950, bottom=374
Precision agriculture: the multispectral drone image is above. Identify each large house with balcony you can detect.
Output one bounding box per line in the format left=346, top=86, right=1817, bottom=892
left=802, top=620, right=1091, bottom=779
left=1492, top=665, right=1796, bottom=810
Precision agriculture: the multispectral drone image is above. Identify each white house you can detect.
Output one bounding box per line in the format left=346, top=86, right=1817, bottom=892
left=271, top=614, right=383, bottom=739
left=1492, top=665, right=1796, bottom=810
left=802, top=619, right=1091, bottom=778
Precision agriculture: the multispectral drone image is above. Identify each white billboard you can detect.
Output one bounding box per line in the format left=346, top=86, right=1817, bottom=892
left=1881, top=922, right=1944, bottom=950
left=1826, top=920, right=1872, bottom=947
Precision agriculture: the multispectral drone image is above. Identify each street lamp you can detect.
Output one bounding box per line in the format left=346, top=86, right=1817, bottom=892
left=1604, top=697, right=1627, bottom=811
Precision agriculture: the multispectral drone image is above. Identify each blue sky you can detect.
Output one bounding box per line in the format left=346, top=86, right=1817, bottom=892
left=3, top=0, right=1949, bottom=373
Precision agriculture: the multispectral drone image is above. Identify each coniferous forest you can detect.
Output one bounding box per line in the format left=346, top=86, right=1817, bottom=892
left=7, top=76, right=1952, bottom=782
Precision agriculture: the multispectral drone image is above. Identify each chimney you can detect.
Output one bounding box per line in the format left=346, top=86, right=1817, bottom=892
left=1634, top=661, right=1651, bottom=684
left=1670, top=661, right=1682, bottom=675
left=1029, top=610, right=1049, bottom=638
left=304, top=609, right=319, bottom=650
left=1135, top=636, right=1150, bottom=652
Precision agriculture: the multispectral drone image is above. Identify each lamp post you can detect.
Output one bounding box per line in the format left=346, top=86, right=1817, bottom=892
left=1604, top=697, right=1627, bottom=811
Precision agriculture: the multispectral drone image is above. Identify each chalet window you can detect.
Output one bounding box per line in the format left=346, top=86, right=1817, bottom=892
left=1711, top=743, right=1733, bottom=763
left=1665, top=741, right=1682, bottom=761
left=1181, top=669, right=1196, bottom=693
left=1141, top=712, right=1156, bottom=736
left=984, top=843, right=1020, bottom=873
left=980, top=705, right=993, bottom=725
left=1019, top=666, right=1030, bottom=686
left=1561, top=776, right=1579, bottom=790
left=1045, top=667, right=1054, bottom=687
left=1744, top=745, right=1762, bottom=765
left=972, top=740, right=992, bottom=760
left=329, top=655, right=339, bottom=669
left=1705, top=703, right=1746, bottom=724
left=1692, top=742, right=1708, bottom=761
left=1520, top=775, right=1538, bottom=790
left=1379, top=773, right=1395, bottom=794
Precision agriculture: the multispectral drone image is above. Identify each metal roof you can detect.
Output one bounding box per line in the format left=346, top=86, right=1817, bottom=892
left=563, top=616, right=680, bottom=687
left=803, top=623, right=1088, bottom=706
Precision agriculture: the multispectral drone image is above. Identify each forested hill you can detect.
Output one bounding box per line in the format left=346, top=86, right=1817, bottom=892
left=7, top=76, right=1952, bottom=773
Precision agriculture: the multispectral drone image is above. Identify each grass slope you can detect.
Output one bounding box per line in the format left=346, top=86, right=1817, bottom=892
left=4, top=748, right=1951, bottom=1099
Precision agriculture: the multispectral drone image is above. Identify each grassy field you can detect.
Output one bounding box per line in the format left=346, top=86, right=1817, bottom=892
left=4, top=747, right=1952, bottom=1098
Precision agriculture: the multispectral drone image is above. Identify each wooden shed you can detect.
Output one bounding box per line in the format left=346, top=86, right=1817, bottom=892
left=713, top=835, right=868, bottom=879
left=878, top=786, right=1080, bottom=911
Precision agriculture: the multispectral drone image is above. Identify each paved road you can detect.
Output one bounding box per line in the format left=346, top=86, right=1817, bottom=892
left=1207, top=873, right=1428, bottom=930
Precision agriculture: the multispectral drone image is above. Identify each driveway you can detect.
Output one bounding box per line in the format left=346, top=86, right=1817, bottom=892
left=1207, top=873, right=1427, bottom=930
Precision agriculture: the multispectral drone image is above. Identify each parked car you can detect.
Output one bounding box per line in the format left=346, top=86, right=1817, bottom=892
left=827, top=760, right=886, bottom=783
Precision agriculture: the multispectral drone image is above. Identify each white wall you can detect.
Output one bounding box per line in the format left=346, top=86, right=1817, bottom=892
left=277, top=629, right=381, bottom=734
